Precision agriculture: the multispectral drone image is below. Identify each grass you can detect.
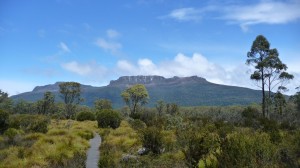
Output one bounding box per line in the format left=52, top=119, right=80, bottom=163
left=98, top=120, right=187, bottom=167
left=98, top=120, right=141, bottom=167
left=0, top=120, right=98, bottom=168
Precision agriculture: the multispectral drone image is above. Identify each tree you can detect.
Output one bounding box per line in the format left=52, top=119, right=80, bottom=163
left=121, top=84, right=149, bottom=115
left=246, top=35, right=293, bottom=117
left=0, top=90, right=8, bottom=103
left=263, top=49, right=293, bottom=115
left=155, top=100, right=165, bottom=116
left=166, top=103, right=179, bottom=115
left=13, top=99, right=35, bottom=114
left=36, top=91, right=55, bottom=115
left=292, top=86, right=300, bottom=112
left=273, top=91, right=286, bottom=115
left=94, top=99, right=112, bottom=111
left=0, top=90, right=13, bottom=112
left=59, top=82, right=81, bottom=119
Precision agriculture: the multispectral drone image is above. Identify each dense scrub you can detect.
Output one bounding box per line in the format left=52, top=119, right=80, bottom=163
left=97, top=103, right=300, bottom=168
left=0, top=120, right=97, bottom=168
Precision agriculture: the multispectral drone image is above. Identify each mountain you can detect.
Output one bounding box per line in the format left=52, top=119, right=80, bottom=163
left=11, top=75, right=262, bottom=108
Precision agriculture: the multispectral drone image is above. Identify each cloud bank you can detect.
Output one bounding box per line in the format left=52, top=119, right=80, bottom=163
left=163, top=0, right=300, bottom=31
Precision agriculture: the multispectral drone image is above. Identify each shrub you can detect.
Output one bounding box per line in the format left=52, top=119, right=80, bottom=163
left=76, top=111, right=95, bottom=121
left=0, top=109, right=9, bottom=134
left=128, top=119, right=146, bottom=131
left=217, top=129, right=278, bottom=167
left=9, top=114, right=50, bottom=133
left=96, top=109, right=122, bottom=129
left=141, top=127, right=163, bottom=154
left=3, top=128, right=24, bottom=145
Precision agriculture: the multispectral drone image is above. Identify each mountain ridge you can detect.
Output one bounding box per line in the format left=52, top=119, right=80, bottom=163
left=11, top=75, right=262, bottom=107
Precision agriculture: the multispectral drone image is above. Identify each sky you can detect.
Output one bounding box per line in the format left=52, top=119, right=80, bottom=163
left=0, top=0, right=300, bottom=96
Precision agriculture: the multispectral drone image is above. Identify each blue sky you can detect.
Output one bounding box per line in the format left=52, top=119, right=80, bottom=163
left=0, top=0, right=300, bottom=95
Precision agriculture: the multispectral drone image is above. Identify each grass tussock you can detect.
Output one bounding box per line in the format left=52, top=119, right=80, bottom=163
left=0, top=120, right=98, bottom=168
left=98, top=120, right=141, bottom=167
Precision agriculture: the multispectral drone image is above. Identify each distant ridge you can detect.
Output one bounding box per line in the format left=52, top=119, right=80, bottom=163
left=11, top=75, right=262, bottom=107
left=109, top=75, right=208, bottom=86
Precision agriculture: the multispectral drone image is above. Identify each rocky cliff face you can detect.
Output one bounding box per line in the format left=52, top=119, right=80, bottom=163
left=108, top=75, right=208, bottom=86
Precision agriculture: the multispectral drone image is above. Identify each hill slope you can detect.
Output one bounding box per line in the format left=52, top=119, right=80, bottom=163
left=11, top=76, right=262, bottom=107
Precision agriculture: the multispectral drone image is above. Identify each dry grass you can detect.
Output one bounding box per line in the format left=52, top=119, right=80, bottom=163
left=0, top=120, right=98, bottom=168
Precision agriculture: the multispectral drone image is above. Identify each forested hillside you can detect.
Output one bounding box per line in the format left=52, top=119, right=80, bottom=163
left=11, top=76, right=262, bottom=107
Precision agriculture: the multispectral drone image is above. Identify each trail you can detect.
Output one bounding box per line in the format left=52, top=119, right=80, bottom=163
left=86, top=133, right=101, bottom=168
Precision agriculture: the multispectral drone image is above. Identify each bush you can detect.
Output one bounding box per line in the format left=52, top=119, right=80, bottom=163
left=128, top=119, right=146, bottom=131
left=0, top=109, right=9, bottom=134
left=76, top=111, right=95, bottom=121
left=96, top=109, right=122, bottom=129
left=217, top=129, right=278, bottom=167
left=9, top=114, right=50, bottom=133
left=3, top=128, right=24, bottom=145
left=141, top=127, right=163, bottom=154
left=242, top=106, right=260, bottom=128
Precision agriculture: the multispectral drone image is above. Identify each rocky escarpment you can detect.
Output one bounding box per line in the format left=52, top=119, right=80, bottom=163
left=108, top=75, right=208, bottom=86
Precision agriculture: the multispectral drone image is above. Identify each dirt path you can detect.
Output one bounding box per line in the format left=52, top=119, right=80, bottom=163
left=86, top=133, right=101, bottom=168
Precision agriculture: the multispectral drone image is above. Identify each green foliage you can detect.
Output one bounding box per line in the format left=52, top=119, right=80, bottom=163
left=98, top=143, right=116, bottom=168
left=0, top=90, right=13, bottom=112
left=155, top=100, right=165, bottom=116
left=217, top=129, right=278, bottom=168
left=76, top=111, right=95, bottom=121
left=59, top=82, right=82, bottom=119
left=242, top=106, right=260, bottom=128
left=166, top=103, right=179, bottom=115
left=128, top=119, right=146, bottom=131
left=94, top=99, right=112, bottom=111
left=0, top=109, right=9, bottom=134
left=13, top=99, right=36, bottom=114
left=9, top=114, right=50, bottom=133
left=291, top=90, right=300, bottom=112
left=259, top=118, right=282, bottom=143
left=3, top=128, right=24, bottom=145
left=246, top=35, right=293, bottom=117
left=96, top=109, right=122, bottom=129
left=140, top=127, right=164, bottom=155
left=36, top=91, right=55, bottom=115
left=121, top=84, right=149, bottom=115
left=177, top=125, right=220, bottom=168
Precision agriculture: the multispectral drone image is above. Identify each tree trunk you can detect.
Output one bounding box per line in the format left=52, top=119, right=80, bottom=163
left=262, top=70, right=266, bottom=117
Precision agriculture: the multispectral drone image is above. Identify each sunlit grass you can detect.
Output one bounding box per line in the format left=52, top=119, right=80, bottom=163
left=98, top=120, right=141, bottom=166
left=0, top=120, right=98, bottom=168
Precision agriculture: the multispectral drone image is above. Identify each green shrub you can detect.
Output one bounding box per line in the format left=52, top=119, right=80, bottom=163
left=0, top=109, right=9, bottom=134
left=217, top=129, right=278, bottom=167
left=128, top=119, right=146, bottom=131
left=242, top=106, right=260, bottom=128
left=96, top=109, right=122, bottom=129
left=76, top=111, right=95, bottom=121
left=259, top=118, right=281, bottom=143
left=9, top=114, right=50, bottom=133
left=4, top=128, right=24, bottom=145
left=141, top=127, right=163, bottom=154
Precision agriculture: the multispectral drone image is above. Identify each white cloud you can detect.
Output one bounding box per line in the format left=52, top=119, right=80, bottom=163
left=116, top=53, right=229, bottom=83
left=59, top=42, right=71, bottom=53
left=162, top=1, right=300, bottom=30
left=223, top=0, right=300, bottom=31
left=61, top=61, right=107, bottom=76
left=167, top=8, right=202, bottom=21
left=61, top=53, right=299, bottom=95
left=107, top=29, right=120, bottom=39
left=95, top=38, right=122, bottom=55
